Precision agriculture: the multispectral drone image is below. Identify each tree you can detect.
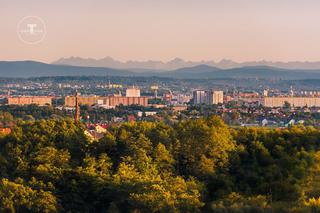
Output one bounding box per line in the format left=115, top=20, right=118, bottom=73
left=112, top=158, right=203, bottom=212
left=153, top=143, right=174, bottom=173
left=175, top=116, right=235, bottom=178
left=0, top=178, right=58, bottom=212
left=210, top=192, right=270, bottom=213
left=30, top=147, right=71, bottom=181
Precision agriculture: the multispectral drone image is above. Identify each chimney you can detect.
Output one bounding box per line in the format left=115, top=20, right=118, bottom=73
left=75, top=91, right=80, bottom=124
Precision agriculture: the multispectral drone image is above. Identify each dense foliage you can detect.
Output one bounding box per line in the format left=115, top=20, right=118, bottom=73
left=1, top=116, right=320, bottom=212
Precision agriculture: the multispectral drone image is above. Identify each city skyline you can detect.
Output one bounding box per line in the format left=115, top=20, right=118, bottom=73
left=2, top=0, right=320, bottom=63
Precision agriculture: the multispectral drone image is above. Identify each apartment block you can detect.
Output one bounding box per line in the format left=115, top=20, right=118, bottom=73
left=8, top=96, right=52, bottom=106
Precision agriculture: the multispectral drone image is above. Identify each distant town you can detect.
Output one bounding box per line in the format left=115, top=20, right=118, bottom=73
left=1, top=75, right=320, bottom=141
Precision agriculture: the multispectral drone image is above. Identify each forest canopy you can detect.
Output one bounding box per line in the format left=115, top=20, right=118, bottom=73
left=0, top=116, right=320, bottom=212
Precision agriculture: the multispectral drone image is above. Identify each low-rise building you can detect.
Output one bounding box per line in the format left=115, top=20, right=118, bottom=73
left=126, top=87, right=140, bottom=97
left=263, top=97, right=320, bottom=108
left=0, top=128, right=11, bottom=135
left=8, top=96, right=52, bottom=106
left=172, top=105, right=188, bottom=112
left=64, top=95, right=149, bottom=107
left=64, top=95, right=99, bottom=107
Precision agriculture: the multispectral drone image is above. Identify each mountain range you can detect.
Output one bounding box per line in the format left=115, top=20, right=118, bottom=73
left=2, top=61, right=320, bottom=79
left=53, top=56, right=320, bottom=70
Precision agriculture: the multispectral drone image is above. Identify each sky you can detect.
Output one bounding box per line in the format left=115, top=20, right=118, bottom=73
left=1, top=0, right=320, bottom=63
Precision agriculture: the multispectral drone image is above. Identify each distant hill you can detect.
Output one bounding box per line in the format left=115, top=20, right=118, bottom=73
left=53, top=56, right=320, bottom=70
left=2, top=61, right=320, bottom=79
left=155, top=65, right=320, bottom=79
left=0, top=61, right=133, bottom=78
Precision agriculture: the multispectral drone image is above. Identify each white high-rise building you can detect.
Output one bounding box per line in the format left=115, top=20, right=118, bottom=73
left=207, top=90, right=224, bottom=105
left=193, top=90, right=207, bottom=105
left=126, top=86, right=140, bottom=97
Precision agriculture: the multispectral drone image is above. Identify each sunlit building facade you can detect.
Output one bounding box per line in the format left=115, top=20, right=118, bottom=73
left=263, top=97, right=320, bottom=107
left=8, top=96, right=52, bottom=106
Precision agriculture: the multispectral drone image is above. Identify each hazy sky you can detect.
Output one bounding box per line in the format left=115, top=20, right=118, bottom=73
left=1, top=0, right=320, bottom=63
